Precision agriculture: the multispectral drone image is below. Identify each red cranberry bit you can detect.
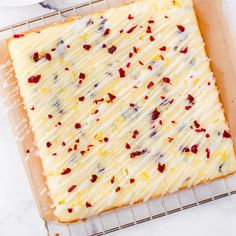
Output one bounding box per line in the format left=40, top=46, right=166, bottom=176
left=168, top=137, right=174, bottom=143
left=223, top=130, right=231, bottom=138
left=75, top=139, right=80, bottom=143
left=130, top=151, right=142, bottom=159
left=102, top=43, right=107, bottom=48
left=32, top=52, right=40, bottom=62
left=13, top=34, right=24, bottom=38
left=125, top=143, right=131, bottom=149
left=185, top=105, right=192, bottom=110
left=52, top=153, right=57, bottom=156
left=118, top=68, right=125, bottom=78
left=182, top=147, right=190, bottom=152
left=79, top=73, right=86, bottom=79
left=104, top=28, right=110, bottom=35
left=83, top=44, right=91, bottom=50
left=108, top=93, right=116, bottom=102
left=75, top=123, right=81, bottom=129
left=68, top=148, right=72, bottom=153
left=91, top=174, right=98, bottom=183
left=177, top=25, right=185, bottom=32
left=157, top=163, right=166, bottom=173
left=62, top=141, right=66, bottom=146
left=128, top=14, right=134, bottom=20
left=146, top=26, right=152, bottom=33
left=126, top=62, right=131, bottom=68
left=132, top=130, right=139, bottom=139
left=133, top=47, right=138, bottom=53
left=148, top=65, right=153, bottom=70
left=108, top=45, right=117, bottom=54
left=159, top=120, right=163, bottom=125
left=79, top=96, right=85, bottom=101
left=51, top=48, right=56, bottom=52
left=104, top=137, right=109, bottom=142
left=26, top=149, right=30, bottom=154
left=46, top=142, right=52, bottom=148
left=147, top=81, right=154, bottom=89
left=191, top=144, right=198, bottom=154
left=129, top=52, right=133, bottom=58
left=127, top=25, right=138, bottom=33
left=150, top=36, right=155, bottom=41
left=68, top=208, right=73, bottom=213
left=65, top=67, right=69, bottom=71
left=148, top=20, right=155, bottom=24
left=74, top=144, right=77, bottom=150
left=67, top=44, right=70, bottom=48
left=163, top=77, right=171, bottom=84
left=159, top=46, right=167, bottom=51
left=115, top=186, right=121, bottom=192
left=61, top=168, right=71, bottom=175
left=45, top=53, right=52, bottom=61
left=180, top=47, right=188, bottom=54
left=194, top=120, right=200, bottom=128
left=30, top=106, right=35, bottom=110
left=68, top=185, right=77, bottom=193
left=205, top=148, right=210, bottom=159
left=111, top=176, right=115, bottom=184
left=48, top=114, right=53, bottom=119
left=151, top=109, right=160, bottom=120
left=130, top=178, right=135, bottom=184
left=81, top=150, right=86, bottom=156
left=144, top=95, right=149, bottom=100
left=28, top=75, right=41, bottom=84
left=139, top=61, right=144, bottom=66
left=86, top=202, right=92, bottom=208
left=207, top=82, right=211, bottom=86
left=187, top=94, right=195, bottom=104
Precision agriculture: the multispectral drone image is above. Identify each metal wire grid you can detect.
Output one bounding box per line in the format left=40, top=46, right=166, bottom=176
left=1, top=0, right=236, bottom=235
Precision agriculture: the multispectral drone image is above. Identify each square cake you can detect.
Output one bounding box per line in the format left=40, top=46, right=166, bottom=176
left=8, top=0, right=236, bottom=222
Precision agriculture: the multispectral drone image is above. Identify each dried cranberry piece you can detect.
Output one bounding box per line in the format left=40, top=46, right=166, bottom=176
left=75, top=123, right=81, bottom=129
left=46, top=142, right=52, bottom=148
left=108, top=45, right=117, bottom=54
left=163, top=77, right=171, bottom=84
left=151, top=109, right=160, bottom=120
left=102, top=43, right=107, bottom=48
left=125, top=143, right=131, bottom=149
left=79, top=73, right=86, bottom=79
left=28, top=75, right=41, bottom=84
left=194, top=120, right=200, bottom=128
left=45, top=53, right=52, bottom=61
left=130, top=178, right=135, bottom=184
left=187, top=94, right=195, bottom=104
left=157, top=163, right=165, bottom=173
left=146, top=26, right=152, bottom=33
left=13, top=34, right=24, bottom=38
left=48, top=114, right=53, bottom=119
left=61, top=168, right=71, bottom=175
left=177, top=25, right=185, bottom=32
left=180, top=47, right=188, bottom=54
left=223, top=130, right=231, bottom=138
left=150, top=36, right=155, bottom=41
left=104, top=28, right=110, bottom=35
left=205, top=148, right=210, bottom=159
left=130, top=151, right=142, bottom=158
left=86, top=202, right=92, bottom=208
left=182, top=147, right=190, bottom=152
left=185, top=105, right=192, bottom=110
left=191, top=144, right=198, bottom=154
left=147, top=81, right=154, bottom=89
left=159, top=46, right=166, bottom=51
left=68, top=208, right=73, bottom=213
left=128, top=14, right=134, bottom=20
left=78, top=96, right=85, bottom=101
left=91, top=174, right=98, bottom=183
left=32, top=52, right=40, bottom=62
left=115, top=186, right=121, bottom=192
left=108, top=93, right=116, bottom=102
left=83, top=44, right=91, bottom=50
left=111, top=176, right=115, bottom=184
left=127, top=25, right=138, bottom=33
left=133, top=47, right=138, bottom=53
left=118, top=68, right=125, bottom=78
left=148, top=20, right=155, bottom=24
left=68, top=185, right=77, bottom=193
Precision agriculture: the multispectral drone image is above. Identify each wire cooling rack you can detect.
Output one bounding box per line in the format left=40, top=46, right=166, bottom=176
left=1, top=0, right=236, bottom=235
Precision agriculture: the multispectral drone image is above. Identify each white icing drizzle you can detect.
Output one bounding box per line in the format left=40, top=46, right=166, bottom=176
left=8, top=0, right=236, bottom=222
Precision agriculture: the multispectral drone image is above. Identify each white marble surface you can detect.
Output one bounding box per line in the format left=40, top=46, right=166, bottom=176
left=0, top=0, right=236, bottom=236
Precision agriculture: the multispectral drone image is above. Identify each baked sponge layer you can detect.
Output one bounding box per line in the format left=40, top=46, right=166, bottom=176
left=8, top=0, right=236, bottom=222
